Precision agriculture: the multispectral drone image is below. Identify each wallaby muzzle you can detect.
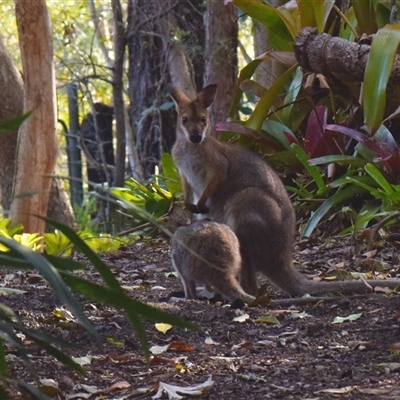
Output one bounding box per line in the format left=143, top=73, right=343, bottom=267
left=190, top=133, right=202, bottom=144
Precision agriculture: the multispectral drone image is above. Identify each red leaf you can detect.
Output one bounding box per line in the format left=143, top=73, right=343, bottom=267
left=304, top=106, right=343, bottom=157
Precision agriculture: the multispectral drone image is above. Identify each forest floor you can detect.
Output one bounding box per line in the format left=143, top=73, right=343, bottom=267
left=2, top=227, right=400, bottom=400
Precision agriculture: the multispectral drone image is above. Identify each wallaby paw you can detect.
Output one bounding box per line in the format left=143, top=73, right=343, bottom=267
left=185, top=203, right=209, bottom=214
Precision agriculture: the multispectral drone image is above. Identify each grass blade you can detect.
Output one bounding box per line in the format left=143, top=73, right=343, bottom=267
left=303, top=185, right=365, bottom=237
left=0, top=238, right=98, bottom=339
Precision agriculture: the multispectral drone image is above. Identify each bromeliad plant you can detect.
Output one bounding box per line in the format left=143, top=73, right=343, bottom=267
left=220, top=0, right=400, bottom=237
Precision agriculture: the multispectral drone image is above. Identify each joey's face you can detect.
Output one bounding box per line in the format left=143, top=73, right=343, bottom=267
left=179, top=102, right=210, bottom=144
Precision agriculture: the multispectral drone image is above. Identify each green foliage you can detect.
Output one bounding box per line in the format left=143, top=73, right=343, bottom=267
left=0, top=112, right=33, bottom=133
left=0, top=220, right=196, bottom=398
left=227, top=1, right=400, bottom=236
left=363, top=24, right=400, bottom=133
left=44, top=230, right=73, bottom=256
left=111, top=172, right=175, bottom=236
left=0, top=216, right=125, bottom=255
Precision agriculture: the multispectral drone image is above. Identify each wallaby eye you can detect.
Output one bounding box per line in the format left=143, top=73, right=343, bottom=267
left=201, top=116, right=207, bottom=123
left=182, top=116, right=188, bottom=124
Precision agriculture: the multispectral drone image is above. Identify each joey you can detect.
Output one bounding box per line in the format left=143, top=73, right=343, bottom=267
left=171, top=220, right=255, bottom=304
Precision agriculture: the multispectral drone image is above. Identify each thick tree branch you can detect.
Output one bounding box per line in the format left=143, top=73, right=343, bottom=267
left=294, top=27, right=400, bottom=85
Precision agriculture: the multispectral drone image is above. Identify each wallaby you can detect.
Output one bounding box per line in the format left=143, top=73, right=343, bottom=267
left=171, top=220, right=255, bottom=303
left=168, top=83, right=400, bottom=297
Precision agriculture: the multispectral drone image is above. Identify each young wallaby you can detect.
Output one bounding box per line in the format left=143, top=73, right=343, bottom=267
left=171, top=220, right=255, bottom=303
left=168, top=83, right=400, bottom=296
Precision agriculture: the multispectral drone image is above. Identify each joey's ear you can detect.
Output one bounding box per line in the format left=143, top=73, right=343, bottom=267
left=167, top=84, right=191, bottom=107
left=197, top=84, right=217, bottom=108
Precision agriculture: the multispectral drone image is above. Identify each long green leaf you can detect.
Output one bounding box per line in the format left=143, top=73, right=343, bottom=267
left=308, top=155, right=366, bottom=167
left=13, top=322, right=86, bottom=376
left=281, top=66, right=303, bottom=126
left=364, top=163, right=395, bottom=194
left=363, top=24, right=400, bottom=133
left=0, top=337, right=7, bottom=379
left=0, top=384, right=11, bottom=400
left=0, top=322, right=37, bottom=380
left=232, top=0, right=293, bottom=50
left=352, top=0, right=378, bottom=35
left=291, top=143, right=327, bottom=195
left=297, top=0, right=335, bottom=33
left=42, top=218, right=123, bottom=292
left=0, top=111, right=32, bottom=133
left=246, top=65, right=297, bottom=132
left=303, top=185, right=365, bottom=237
left=60, top=272, right=196, bottom=329
left=0, top=238, right=98, bottom=340
left=17, top=381, right=52, bottom=400
left=60, top=271, right=197, bottom=359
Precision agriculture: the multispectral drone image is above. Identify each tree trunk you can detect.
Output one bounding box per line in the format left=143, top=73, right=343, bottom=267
left=0, top=34, right=23, bottom=217
left=10, top=0, right=58, bottom=234
left=203, top=1, right=238, bottom=130
left=111, top=0, right=127, bottom=188
left=127, top=0, right=166, bottom=178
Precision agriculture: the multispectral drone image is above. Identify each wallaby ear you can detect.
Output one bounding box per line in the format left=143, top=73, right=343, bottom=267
left=197, top=84, right=217, bottom=108
left=167, top=84, right=191, bottom=107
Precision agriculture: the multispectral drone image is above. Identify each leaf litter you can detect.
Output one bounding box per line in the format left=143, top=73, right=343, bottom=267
left=2, top=234, right=400, bottom=399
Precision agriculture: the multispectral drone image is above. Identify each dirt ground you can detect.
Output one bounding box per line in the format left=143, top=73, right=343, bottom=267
left=2, top=230, right=400, bottom=399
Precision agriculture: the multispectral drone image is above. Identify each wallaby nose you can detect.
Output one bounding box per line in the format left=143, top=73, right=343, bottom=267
left=190, top=133, right=202, bottom=144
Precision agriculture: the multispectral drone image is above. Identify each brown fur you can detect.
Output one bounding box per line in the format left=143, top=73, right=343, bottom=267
left=171, top=220, right=255, bottom=303
left=168, top=83, right=400, bottom=296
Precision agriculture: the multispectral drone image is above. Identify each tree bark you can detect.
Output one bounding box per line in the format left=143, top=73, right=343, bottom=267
left=0, top=34, right=23, bottom=217
left=294, top=26, right=400, bottom=85
left=203, top=1, right=238, bottom=130
left=127, top=0, right=166, bottom=178
left=10, top=0, right=58, bottom=234
left=111, top=0, right=127, bottom=188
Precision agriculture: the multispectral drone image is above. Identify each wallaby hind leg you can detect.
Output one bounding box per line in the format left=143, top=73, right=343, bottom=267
left=183, top=278, right=197, bottom=299
left=234, top=220, right=264, bottom=296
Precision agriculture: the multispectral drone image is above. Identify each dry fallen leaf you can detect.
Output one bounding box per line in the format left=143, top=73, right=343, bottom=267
left=152, top=376, right=214, bottom=399
left=231, top=341, right=253, bottom=351
left=155, top=323, right=173, bottom=334
left=315, top=386, right=355, bottom=394
left=150, top=344, right=170, bottom=355
left=377, top=362, right=400, bottom=372
left=255, top=315, right=281, bottom=326
left=357, top=387, right=394, bottom=395
left=103, top=380, right=131, bottom=393
left=205, top=336, right=219, bottom=345
left=332, top=312, right=362, bottom=324
left=232, top=313, right=250, bottom=323
left=150, top=355, right=176, bottom=366
left=71, top=355, right=92, bottom=366
left=39, top=379, right=61, bottom=397
left=168, top=341, right=195, bottom=352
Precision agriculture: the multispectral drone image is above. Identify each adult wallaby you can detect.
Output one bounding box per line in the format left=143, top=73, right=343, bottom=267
left=171, top=220, right=255, bottom=303
left=168, top=83, right=400, bottom=296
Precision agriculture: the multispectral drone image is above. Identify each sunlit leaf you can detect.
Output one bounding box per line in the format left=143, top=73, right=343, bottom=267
left=332, top=312, right=363, bottom=324
left=302, top=185, right=365, bottom=237
left=230, top=0, right=293, bottom=50
left=233, top=314, right=250, bottom=323
left=255, top=315, right=281, bottom=326
left=297, top=0, right=335, bottom=33
left=155, top=323, right=172, bottom=334
left=246, top=65, right=297, bottom=132
left=363, top=25, right=400, bottom=133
